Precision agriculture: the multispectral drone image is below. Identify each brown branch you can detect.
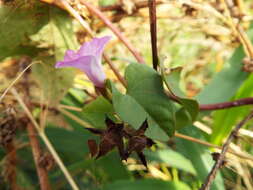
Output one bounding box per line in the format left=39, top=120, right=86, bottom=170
left=21, top=58, right=51, bottom=190
left=80, top=1, right=145, bottom=64
left=99, top=0, right=164, bottom=12
left=199, top=111, right=253, bottom=190
left=27, top=123, right=51, bottom=190
left=4, top=142, right=18, bottom=190
left=148, top=0, right=159, bottom=70
left=199, top=97, right=253, bottom=110
left=12, top=88, right=79, bottom=190
left=103, top=54, right=127, bottom=87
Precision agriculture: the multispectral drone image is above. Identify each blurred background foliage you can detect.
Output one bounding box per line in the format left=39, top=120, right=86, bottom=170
left=1, top=0, right=253, bottom=190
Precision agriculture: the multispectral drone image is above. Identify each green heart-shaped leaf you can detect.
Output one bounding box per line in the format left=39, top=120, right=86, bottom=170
left=125, top=64, right=176, bottom=136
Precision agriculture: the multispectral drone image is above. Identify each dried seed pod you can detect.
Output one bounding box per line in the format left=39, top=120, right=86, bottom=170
left=85, top=117, right=127, bottom=160
left=38, top=152, right=55, bottom=171
left=0, top=106, right=17, bottom=147
left=125, top=119, right=155, bottom=167
left=87, top=139, right=98, bottom=158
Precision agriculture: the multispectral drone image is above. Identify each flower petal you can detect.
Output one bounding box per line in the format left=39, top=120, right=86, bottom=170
left=78, top=36, right=111, bottom=58
left=63, top=50, right=78, bottom=61
left=55, top=55, right=106, bottom=87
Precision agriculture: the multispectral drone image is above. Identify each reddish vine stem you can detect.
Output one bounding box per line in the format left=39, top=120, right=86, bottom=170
left=169, top=94, right=253, bottom=111
left=5, top=142, right=18, bottom=190
left=148, top=0, right=159, bottom=70
left=80, top=1, right=145, bottom=64
left=199, top=111, right=253, bottom=190
left=27, top=123, right=51, bottom=190
left=199, top=97, right=253, bottom=110
left=21, top=58, right=51, bottom=190
left=103, top=54, right=127, bottom=87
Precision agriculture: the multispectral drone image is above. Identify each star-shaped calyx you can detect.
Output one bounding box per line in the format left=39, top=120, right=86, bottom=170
left=125, top=119, right=155, bottom=167
left=85, top=117, right=126, bottom=160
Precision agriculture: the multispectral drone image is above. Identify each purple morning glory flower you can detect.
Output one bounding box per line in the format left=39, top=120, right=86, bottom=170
left=55, top=36, right=111, bottom=87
